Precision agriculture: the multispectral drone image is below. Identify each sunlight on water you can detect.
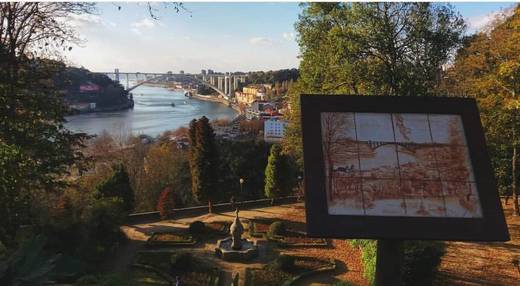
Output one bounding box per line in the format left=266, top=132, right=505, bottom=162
left=65, top=85, right=237, bottom=137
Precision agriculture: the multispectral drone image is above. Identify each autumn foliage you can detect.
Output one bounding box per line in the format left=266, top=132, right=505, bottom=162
left=157, top=186, right=176, bottom=219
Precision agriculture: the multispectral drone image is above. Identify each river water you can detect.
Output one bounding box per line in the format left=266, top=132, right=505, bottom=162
left=65, top=85, right=237, bottom=137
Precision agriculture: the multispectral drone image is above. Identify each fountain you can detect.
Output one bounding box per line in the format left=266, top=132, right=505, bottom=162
left=215, top=209, right=258, bottom=261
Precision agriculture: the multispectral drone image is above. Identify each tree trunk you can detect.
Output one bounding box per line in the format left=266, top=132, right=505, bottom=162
left=513, top=145, right=519, bottom=216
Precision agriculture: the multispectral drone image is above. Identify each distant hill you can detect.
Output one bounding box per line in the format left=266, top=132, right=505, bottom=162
left=57, top=67, right=132, bottom=111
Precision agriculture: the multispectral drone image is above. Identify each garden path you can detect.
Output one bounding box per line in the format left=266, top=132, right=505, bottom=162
left=434, top=201, right=520, bottom=285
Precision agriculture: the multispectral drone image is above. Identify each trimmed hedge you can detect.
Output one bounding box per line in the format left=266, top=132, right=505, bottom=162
left=268, top=221, right=286, bottom=237
left=189, top=221, right=206, bottom=237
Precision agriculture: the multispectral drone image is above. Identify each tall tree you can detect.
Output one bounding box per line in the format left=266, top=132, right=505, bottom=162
left=0, top=3, right=94, bottom=240
left=295, top=2, right=465, bottom=96
left=442, top=5, right=520, bottom=215
left=96, top=164, right=134, bottom=212
left=264, top=144, right=296, bottom=199
left=189, top=117, right=219, bottom=211
left=284, top=2, right=465, bottom=166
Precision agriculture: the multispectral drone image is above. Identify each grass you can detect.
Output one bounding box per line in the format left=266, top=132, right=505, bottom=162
left=349, top=240, right=377, bottom=286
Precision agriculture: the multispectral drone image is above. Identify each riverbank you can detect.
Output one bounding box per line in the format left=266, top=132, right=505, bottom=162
left=192, top=93, right=242, bottom=114
left=68, top=100, right=134, bottom=115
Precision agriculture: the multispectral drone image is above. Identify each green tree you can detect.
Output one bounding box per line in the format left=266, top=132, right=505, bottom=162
left=0, top=143, right=34, bottom=243
left=189, top=117, right=219, bottom=211
left=285, top=2, right=465, bottom=166
left=96, top=164, right=134, bottom=212
left=441, top=5, right=520, bottom=215
left=217, top=139, right=270, bottom=200
left=0, top=3, right=95, bottom=241
left=264, top=144, right=296, bottom=198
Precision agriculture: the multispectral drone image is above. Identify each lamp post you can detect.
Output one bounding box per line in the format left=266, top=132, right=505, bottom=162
left=297, top=175, right=303, bottom=201
left=239, top=178, right=244, bottom=198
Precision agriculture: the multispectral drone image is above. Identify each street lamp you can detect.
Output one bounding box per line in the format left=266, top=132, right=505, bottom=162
left=297, top=175, right=303, bottom=200
left=239, top=178, right=244, bottom=194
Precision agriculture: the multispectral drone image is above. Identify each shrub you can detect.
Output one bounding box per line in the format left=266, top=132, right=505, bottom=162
left=86, top=198, right=125, bottom=237
left=272, top=254, right=295, bottom=272
left=349, top=239, right=376, bottom=285
left=401, top=241, right=445, bottom=286
left=170, top=252, right=194, bottom=272
left=157, top=186, right=175, bottom=219
left=75, top=275, right=98, bottom=285
left=188, top=221, right=205, bottom=237
left=96, top=163, right=134, bottom=212
left=268, top=221, right=286, bottom=237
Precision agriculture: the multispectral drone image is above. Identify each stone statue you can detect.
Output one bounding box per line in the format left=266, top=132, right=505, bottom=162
left=229, top=209, right=243, bottom=250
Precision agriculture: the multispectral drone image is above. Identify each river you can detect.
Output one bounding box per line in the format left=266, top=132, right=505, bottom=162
left=65, top=85, right=237, bottom=137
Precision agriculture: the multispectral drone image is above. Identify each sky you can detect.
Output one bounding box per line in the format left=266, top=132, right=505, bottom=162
left=65, top=2, right=517, bottom=74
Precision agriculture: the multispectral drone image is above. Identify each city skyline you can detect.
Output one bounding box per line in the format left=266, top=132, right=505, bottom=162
left=65, top=2, right=516, bottom=73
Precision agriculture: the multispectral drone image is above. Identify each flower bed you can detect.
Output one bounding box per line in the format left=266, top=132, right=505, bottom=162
left=147, top=232, right=197, bottom=247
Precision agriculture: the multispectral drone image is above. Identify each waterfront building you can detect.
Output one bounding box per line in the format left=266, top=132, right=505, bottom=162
left=237, top=85, right=267, bottom=106
left=246, top=100, right=282, bottom=120
left=264, top=118, right=288, bottom=143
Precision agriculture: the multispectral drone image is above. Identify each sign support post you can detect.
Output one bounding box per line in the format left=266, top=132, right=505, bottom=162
left=375, top=239, right=403, bottom=286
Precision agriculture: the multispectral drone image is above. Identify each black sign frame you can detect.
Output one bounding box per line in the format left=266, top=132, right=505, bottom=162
left=301, top=95, right=509, bottom=241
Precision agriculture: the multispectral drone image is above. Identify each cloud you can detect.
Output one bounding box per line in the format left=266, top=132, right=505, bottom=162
left=130, top=28, right=142, bottom=35
left=68, top=13, right=103, bottom=28
left=249, top=37, right=273, bottom=46
left=131, top=18, right=156, bottom=29
left=466, top=7, right=515, bottom=32
left=282, top=32, right=295, bottom=41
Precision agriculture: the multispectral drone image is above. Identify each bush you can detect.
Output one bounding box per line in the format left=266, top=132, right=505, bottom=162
left=272, top=254, right=295, bottom=272
left=170, top=252, right=195, bottom=272
left=75, top=275, right=98, bottom=285
left=85, top=197, right=126, bottom=242
left=401, top=241, right=445, bottom=286
left=349, top=239, right=376, bottom=285
left=188, top=221, right=205, bottom=237
left=157, top=186, right=175, bottom=219
left=96, top=163, right=134, bottom=212
left=268, top=221, right=286, bottom=237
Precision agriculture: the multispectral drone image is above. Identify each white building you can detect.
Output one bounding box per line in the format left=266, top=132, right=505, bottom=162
left=264, top=119, right=288, bottom=143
